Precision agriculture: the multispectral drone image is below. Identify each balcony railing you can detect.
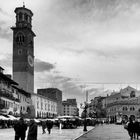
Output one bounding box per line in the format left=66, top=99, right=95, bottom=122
left=107, top=99, right=140, bottom=107
left=0, top=89, right=20, bottom=102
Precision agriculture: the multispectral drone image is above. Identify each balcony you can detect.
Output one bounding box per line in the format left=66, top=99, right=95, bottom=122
left=0, top=89, right=20, bottom=102
left=107, top=98, right=140, bottom=108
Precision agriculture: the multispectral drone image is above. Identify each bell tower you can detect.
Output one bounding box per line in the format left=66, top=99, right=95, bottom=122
left=11, top=4, right=35, bottom=93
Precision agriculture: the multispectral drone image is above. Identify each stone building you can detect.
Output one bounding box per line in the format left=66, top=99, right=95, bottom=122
left=37, top=88, right=62, bottom=116
left=106, top=86, right=140, bottom=122
left=11, top=4, right=35, bottom=93
left=12, top=85, right=32, bottom=115
left=62, top=99, right=79, bottom=116
left=6, top=5, right=63, bottom=118
left=0, top=66, right=32, bottom=116
left=88, top=96, right=106, bottom=118
left=31, top=93, right=57, bottom=118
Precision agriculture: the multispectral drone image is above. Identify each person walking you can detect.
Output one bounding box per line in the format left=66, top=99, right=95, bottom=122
left=14, top=117, right=27, bottom=140
left=127, top=118, right=135, bottom=140
left=46, top=120, right=53, bottom=134
left=27, top=119, right=38, bottom=140
left=134, top=119, right=140, bottom=139
left=41, top=121, right=46, bottom=134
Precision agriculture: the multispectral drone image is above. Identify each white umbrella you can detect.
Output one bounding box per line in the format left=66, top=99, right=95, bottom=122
left=34, top=119, right=40, bottom=123
left=57, top=116, right=74, bottom=119
left=0, top=115, right=9, bottom=120
left=7, top=115, right=18, bottom=120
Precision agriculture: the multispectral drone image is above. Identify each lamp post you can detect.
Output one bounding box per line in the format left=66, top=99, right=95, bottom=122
left=81, top=102, right=88, bottom=131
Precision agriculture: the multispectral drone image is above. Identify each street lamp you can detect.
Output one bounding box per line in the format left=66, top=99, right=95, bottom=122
left=80, top=102, right=88, bottom=132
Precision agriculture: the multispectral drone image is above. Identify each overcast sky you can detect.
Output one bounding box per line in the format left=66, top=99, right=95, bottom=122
left=0, top=0, right=140, bottom=106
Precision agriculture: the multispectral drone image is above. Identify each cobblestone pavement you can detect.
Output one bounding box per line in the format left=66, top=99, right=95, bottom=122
left=75, top=124, right=130, bottom=140
left=0, top=126, right=94, bottom=140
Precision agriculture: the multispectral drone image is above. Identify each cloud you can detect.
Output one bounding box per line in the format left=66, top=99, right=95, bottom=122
left=0, top=27, right=12, bottom=40
left=34, top=71, right=73, bottom=89
left=42, top=0, right=140, bottom=56
left=0, top=7, right=12, bottom=41
left=0, top=8, right=9, bottom=16
left=49, top=0, right=140, bottom=22
left=34, top=70, right=85, bottom=103
left=0, top=53, right=12, bottom=74
left=34, top=59, right=55, bottom=72
left=0, top=53, right=12, bottom=68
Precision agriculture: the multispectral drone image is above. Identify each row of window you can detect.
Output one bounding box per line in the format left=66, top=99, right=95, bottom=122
left=17, top=13, right=31, bottom=23
left=0, top=79, right=30, bottom=105
left=36, top=111, right=56, bottom=118
left=20, top=106, right=26, bottom=112
left=0, top=81, right=17, bottom=94
left=64, top=113, right=70, bottom=116
left=122, top=106, right=135, bottom=111
left=64, top=110, right=69, bottom=113
left=37, top=101, right=56, bottom=112
left=0, top=98, right=20, bottom=110
left=109, top=106, right=136, bottom=112
left=15, top=32, right=33, bottom=46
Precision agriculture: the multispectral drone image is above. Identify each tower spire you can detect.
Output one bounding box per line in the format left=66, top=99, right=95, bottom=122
left=23, top=1, right=25, bottom=8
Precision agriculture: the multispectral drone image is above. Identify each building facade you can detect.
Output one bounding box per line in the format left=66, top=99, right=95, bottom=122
left=0, top=66, right=32, bottom=116
left=62, top=99, right=79, bottom=116
left=11, top=5, right=35, bottom=93
left=12, top=86, right=32, bottom=115
left=87, top=96, right=106, bottom=118
left=106, top=86, right=140, bottom=122
left=37, top=88, right=62, bottom=116
left=31, top=93, right=57, bottom=118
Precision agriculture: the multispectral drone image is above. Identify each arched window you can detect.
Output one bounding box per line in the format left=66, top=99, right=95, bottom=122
left=15, top=32, right=25, bottom=46
left=130, top=106, right=135, bottom=111
left=19, top=13, right=22, bottom=21
left=24, top=13, right=28, bottom=21
left=123, top=106, right=128, bottom=111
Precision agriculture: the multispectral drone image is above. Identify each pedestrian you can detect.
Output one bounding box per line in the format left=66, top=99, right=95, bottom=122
left=41, top=121, right=46, bottom=134
left=134, top=118, right=140, bottom=139
left=46, top=120, right=53, bottom=134
left=14, top=117, right=27, bottom=140
left=127, top=118, right=135, bottom=140
left=27, top=119, right=38, bottom=140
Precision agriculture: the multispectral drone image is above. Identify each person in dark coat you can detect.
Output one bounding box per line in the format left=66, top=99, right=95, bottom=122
left=14, top=117, right=27, bottom=140
left=27, top=119, right=38, bottom=140
left=134, top=119, right=140, bottom=139
left=127, top=118, right=135, bottom=140
left=46, top=120, right=53, bottom=134
left=41, top=121, right=46, bottom=134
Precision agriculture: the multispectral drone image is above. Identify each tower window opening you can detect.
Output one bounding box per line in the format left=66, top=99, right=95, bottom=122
left=16, top=32, right=25, bottom=45
left=28, top=16, right=30, bottom=23
left=25, top=14, right=28, bottom=21
left=19, top=13, right=22, bottom=21
left=18, top=49, right=22, bottom=55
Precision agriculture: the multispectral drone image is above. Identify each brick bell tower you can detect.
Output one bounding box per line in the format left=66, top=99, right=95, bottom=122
left=11, top=4, right=35, bottom=93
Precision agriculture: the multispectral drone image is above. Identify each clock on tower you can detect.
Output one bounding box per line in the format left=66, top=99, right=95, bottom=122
left=11, top=5, right=36, bottom=93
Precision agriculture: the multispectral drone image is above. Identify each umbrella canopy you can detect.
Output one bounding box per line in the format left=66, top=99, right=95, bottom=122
left=7, top=115, right=18, bottom=120
left=0, top=115, right=9, bottom=120
left=34, top=119, right=40, bottom=123
left=57, top=115, right=74, bottom=119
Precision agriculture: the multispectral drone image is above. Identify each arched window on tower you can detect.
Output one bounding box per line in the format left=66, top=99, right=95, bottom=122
left=15, top=32, right=25, bottom=46
left=24, top=13, right=28, bottom=22
left=19, top=12, right=22, bottom=21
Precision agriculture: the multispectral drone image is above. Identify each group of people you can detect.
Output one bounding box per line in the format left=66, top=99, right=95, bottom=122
left=41, top=120, right=53, bottom=134
left=125, top=118, right=140, bottom=140
left=14, top=117, right=37, bottom=140
left=0, top=119, right=16, bottom=128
